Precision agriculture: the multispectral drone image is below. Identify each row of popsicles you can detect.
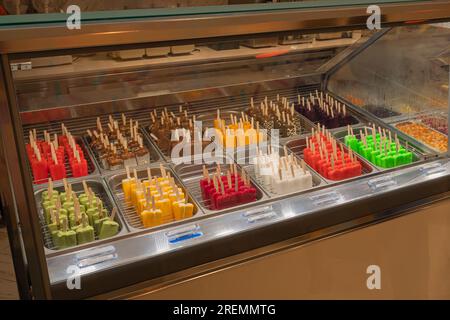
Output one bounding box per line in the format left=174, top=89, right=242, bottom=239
left=200, top=164, right=257, bottom=210
left=41, top=179, right=119, bottom=249
left=295, top=90, right=358, bottom=129
left=87, top=114, right=151, bottom=170
left=214, top=110, right=267, bottom=148
left=253, top=145, right=313, bottom=194
left=246, top=95, right=299, bottom=138
left=345, top=125, right=413, bottom=168
left=27, top=125, right=88, bottom=183
left=122, top=165, right=194, bottom=228
left=303, top=125, right=363, bottom=181
left=148, top=105, right=211, bottom=156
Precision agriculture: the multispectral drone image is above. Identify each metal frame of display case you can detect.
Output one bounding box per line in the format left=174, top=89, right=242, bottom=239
left=0, top=1, right=449, bottom=299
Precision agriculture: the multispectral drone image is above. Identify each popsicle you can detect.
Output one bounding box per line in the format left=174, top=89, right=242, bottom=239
left=55, top=218, right=77, bottom=249
left=98, top=208, right=120, bottom=240
left=122, top=166, right=134, bottom=202
left=48, top=143, right=66, bottom=180
left=76, top=213, right=95, bottom=245
left=304, top=125, right=362, bottom=180
left=92, top=201, right=108, bottom=233
left=344, top=125, right=414, bottom=168
left=68, top=193, right=82, bottom=229
left=141, top=194, right=163, bottom=228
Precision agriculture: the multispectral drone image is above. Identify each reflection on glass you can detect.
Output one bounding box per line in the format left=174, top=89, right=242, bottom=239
left=328, top=25, right=450, bottom=118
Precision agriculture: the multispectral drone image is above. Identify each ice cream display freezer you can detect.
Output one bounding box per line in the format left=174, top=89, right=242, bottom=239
left=0, top=1, right=449, bottom=299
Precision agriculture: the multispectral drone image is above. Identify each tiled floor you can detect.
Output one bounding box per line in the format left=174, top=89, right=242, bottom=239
left=0, top=226, right=19, bottom=300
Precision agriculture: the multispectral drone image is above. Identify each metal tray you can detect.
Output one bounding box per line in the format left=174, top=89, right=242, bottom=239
left=145, top=110, right=247, bottom=162
left=234, top=144, right=327, bottom=198
left=391, top=120, right=448, bottom=154
left=106, top=164, right=201, bottom=232
left=332, top=126, right=425, bottom=171
left=173, top=157, right=269, bottom=214
left=27, top=135, right=99, bottom=186
left=360, top=104, right=403, bottom=122
left=294, top=91, right=363, bottom=132
left=84, top=127, right=162, bottom=174
left=34, top=178, right=127, bottom=256
left=285, top=135, right=377, bottom=184
left=411, top=111, right=448, bottom=136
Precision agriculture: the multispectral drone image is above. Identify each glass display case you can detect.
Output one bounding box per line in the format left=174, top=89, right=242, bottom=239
left=0, top=1, right=449, bottom=299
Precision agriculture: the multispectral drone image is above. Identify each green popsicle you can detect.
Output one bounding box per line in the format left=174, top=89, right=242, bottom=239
left=47, top=208, right=59, bottom=234
left=98, top=208, right=119, bottom=240
left=76, top=214, right=95, bottom=245
left=93, top=202, right=108, bottom=234
left=44, top=204, right=56, bottom=224
left=56, top=218, right=77, bottom=249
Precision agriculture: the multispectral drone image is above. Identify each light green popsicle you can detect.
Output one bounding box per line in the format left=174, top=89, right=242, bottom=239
left=76, top=214, right=95, bottom=245
left=98, top=208, right=119, bottom=240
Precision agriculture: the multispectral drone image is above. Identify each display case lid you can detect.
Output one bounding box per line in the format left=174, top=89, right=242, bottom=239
left=0, top=0, right=432, bottom=25
left=1, top=0, right=450, bottom=54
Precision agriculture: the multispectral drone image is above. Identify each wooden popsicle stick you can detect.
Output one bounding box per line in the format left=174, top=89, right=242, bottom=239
left=151, top=195, right=157, bottom=211
left=160, top=164, right=166, bottom=178
left=219, top=179, right=225, bottom=195
left=147, top=167, right=152, bottom=181
left=63, top=217, right=69, bottom=232
left=227, top=171, right=232, bottom=189
left=125, top=166, right=131, bottom=180
left=202, top=165, right=207, bottom=180
left=50, top=208, right=56, bottom=225
left=109, top=207, right=116, bottom=221
left=35, top=147, right=42, bottom=162
left=63, top=178, right=68, bottom=194
left=97, top=200, right=103, bottom=218
left=67, top=184, right=72, bottom=202
left=217, top=163, right=222, bottom=176
left=50, top=143, right=57, bottom=164
left=213, top=174, right=219, bottom=192
left=74, top=196, right=80, bottom=224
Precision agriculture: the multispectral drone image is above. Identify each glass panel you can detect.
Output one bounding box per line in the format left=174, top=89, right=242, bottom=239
left=12, top=30, right=365, bottom=112
left=328, top=24, right=449, bottom=152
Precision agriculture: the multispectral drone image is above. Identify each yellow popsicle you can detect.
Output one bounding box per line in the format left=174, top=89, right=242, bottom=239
left=141, top=209, right=162, bottom=227
left=122, top=178, right=134, bottom=202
